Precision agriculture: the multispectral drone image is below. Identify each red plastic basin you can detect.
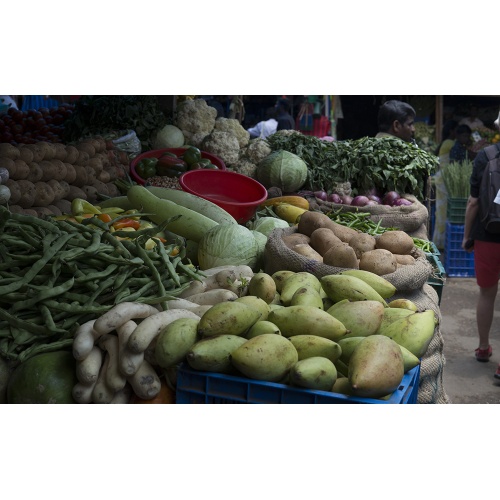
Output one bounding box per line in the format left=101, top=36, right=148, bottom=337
left=129, top=148, right=226, bottom=185
left=179, top=169, right=268, bottom=224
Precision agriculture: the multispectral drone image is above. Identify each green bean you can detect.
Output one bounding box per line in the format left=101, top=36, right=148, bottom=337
left=157, top=242, right=181, bottom=287
left=0, top=307, right=49, bottom=335
left=41, top=299, right=111, bottom=315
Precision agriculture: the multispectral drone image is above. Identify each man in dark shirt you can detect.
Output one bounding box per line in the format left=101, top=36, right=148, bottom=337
left=462, top=139, right=500, bottom=376
left=275, top=98, right=295, bottom=131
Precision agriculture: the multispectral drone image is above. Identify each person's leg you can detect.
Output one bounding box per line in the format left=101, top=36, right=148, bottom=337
left=473, top=241, right=500, bottom=361
left=476, top=283, right=498, bottom=349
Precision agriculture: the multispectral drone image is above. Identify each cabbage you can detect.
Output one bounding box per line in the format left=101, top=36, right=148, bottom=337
left=198, top=224, right=260, bottom=270
left=257, top=150, right=308, bottom=192
left=152, top=124, right=185, bottom=149
left=249, top=217, right=289, bottom=238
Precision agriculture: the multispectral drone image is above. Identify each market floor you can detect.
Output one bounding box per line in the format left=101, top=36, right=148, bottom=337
left=440, top=276, right=500, bottom=404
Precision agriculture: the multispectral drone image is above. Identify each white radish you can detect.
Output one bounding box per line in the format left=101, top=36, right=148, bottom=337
left=116, top=320, right=144, bottom=377
left=93, top=302, right=159, bottom=337
left=181, top=289, right=239, bottom=305
left=127, top=309, right=200, bottom=354
left=91, top=354, right=115, bottom=404
left=73, top=320, right=98, bottom=361
left=75, top=345, right=103, bottom=385
left=100, top=334, right=127, bottom=392
left=127, top=360, right=161, bottom=400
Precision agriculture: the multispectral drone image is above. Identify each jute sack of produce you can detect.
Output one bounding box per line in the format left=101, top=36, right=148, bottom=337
left=323, top=194, right=429, bottom=234
left=264, top=226, right=434, bottom=293
left=390, top=283, right=450, bottom=404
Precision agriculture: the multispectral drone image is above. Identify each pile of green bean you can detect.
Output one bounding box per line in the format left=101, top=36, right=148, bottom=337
left=326, top=207, right=435, bottom=253
left=0, top=205, right=204, bottom=363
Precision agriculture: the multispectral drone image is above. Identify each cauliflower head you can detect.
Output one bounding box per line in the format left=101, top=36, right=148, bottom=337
left=175, top=99, right=217, bottom=145
left=201, top=130, right=240, bottom=166
left=230, top=158, right=258, bottom=179
left=214, top=117, right=250, bottom=148
left=242, top=138, right=272, bottom=165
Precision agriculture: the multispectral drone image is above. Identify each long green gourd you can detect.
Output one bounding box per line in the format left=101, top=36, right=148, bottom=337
left=126, top=185, right=218, bottom=243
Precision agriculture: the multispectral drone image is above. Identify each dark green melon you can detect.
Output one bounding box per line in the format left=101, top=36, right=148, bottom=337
left=7, top=351, right=77, bottom=404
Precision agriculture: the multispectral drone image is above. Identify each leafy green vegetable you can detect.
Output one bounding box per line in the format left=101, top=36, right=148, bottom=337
left=440, top=159, right=473, bottom=199
left=63, top=95, right=168, bottom=149
left=266, top=131, right=439, bottom=200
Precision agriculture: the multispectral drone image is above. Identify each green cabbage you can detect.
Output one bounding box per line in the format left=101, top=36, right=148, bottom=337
left=152, top=124, right=185, bottom=149
left=257, top=150, right=308, bottom=192
left=198, top=224, right=260, bottom=271
left=249, top=217, right=289, bottom=238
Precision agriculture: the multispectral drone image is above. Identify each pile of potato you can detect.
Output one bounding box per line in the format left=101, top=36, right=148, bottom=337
left=0, top=137, right=129, bottom=217
left=283, top=211, right=417, bottom=276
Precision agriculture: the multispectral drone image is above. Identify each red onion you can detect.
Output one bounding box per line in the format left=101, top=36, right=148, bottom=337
left=365, top=200, right=378, bottom=206
left=314, top=190, right=328, bottom=201
left=328, top=193, right=342, bottom=204
left=367, top=194, right=381, bottom=204
left=382, top=191, right=401, bottom=206
left=341, top=195, right=353, bottom=205
left=351, top=195, right=370, bottom=207
left=392, top=198, right=413, bottom=206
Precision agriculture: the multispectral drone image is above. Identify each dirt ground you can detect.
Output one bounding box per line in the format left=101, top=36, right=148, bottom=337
left=440, top=277, right=500, bottom=404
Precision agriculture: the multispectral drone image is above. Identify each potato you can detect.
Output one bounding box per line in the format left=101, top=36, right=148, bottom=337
left=82, top=185, right=99, bottom=203
left=26, top=162, right=44, bottom=183
left=106, top=182, right=120, bottom=198
left=90, top=179, right=109, bottom=197
left=282, top=233, right=311, bottom=250
left=47, top=204, right=62, bottom=216
left=18, top=145, right=34, bottom=164
left=23, top=143, right=45, bottom=163
left=46, top=179, right=68, bottom=202
left=327, top=220, right=359, bottom=244
left=53, top=198, right=72, bottom=215
left=4, top=179, right=21, bottom=205
left=16, top=180, right=36, bottom=209
left=0, top=143, right=20, bottom=160
left=85, top=166, right=97, bottom=185
left=395, top=254, right=416, bottom=266
left=34, top=206, right=56, bottom=217
left=13, top=159, right=29, bottom=180
left=376, top=231, right=415, bottom=255
left=76, top=142, right=96, bottom=158
left=348, top=232, right=377, bottom=259
left=87, top=157, right=103, bottom=174
left=323, top=242, right=359, bottom=269
left=97, top=169, right=111, bottom=184
left=66, top=185, right=87, bottom=201
left=65, top=145, right=80, bottom=164
left=73, top=165, right=88, bottom=187
left=310, top=228, right=343, bottom=256
left=64, top=163, right=77, bottom=184
left=359, top=248, right=397, bottom=276
left=76, top=151, right=90, bottom=166
left=291, top=243, right=323, bottom=262
left=36, top=141, right=55, bottom=161
left=297, top=211, right=334, bottom=236
left=103, top=165, right=118, bottom=181
left=33, top=181, right=56, bottom=207
left=52, top=143, right=68, bottom=161
left=40, top=160, right=58, bottom=182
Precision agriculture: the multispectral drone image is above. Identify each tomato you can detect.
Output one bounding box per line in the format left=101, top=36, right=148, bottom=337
left=11, top=123, right=24, bottom=135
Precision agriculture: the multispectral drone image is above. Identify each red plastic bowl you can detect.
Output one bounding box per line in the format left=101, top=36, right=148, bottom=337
left=179, top=169, right=268, bottom=224
left=129, top=147, right=226, bottom=185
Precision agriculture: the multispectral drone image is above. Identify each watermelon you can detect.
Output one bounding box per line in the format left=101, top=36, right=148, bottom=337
left=7, top=351, right=77, bottom=404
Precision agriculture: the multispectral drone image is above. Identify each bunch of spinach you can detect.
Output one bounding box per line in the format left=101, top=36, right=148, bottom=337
left=266, top=131, right=439, bottom=200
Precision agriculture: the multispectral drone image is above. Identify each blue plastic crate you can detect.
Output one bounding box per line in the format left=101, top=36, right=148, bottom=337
left=444, top=222, right=475, bottom=277
left=176, top=364, right=420, bottom=404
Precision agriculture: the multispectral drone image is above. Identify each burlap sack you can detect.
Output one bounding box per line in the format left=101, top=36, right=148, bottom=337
left=323, top=194, right=429, bottom=233
left=264, top=226, right=434, bottom=293
left=391, top=283, right=450, bottom=404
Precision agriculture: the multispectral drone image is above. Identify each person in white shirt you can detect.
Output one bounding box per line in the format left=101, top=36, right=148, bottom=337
left=247, top=107, right=278, bottom=139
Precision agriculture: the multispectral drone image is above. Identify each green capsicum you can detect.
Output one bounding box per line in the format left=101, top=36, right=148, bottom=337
left=136, top=158, right=158, bottom=179
left=181, top=146, right=202, bottom=166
